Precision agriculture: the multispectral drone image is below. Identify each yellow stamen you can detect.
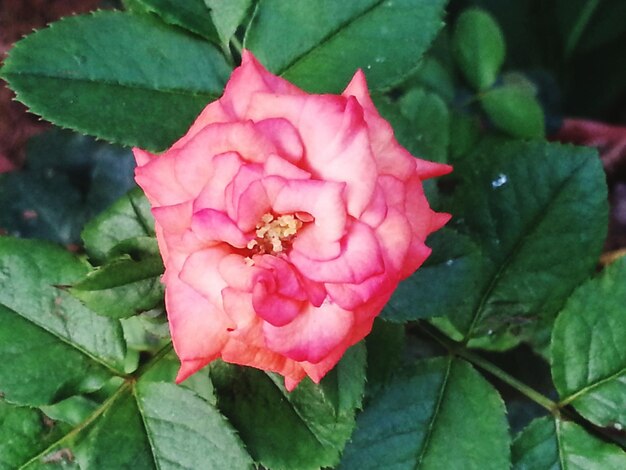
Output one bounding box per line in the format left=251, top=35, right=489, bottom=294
left=248, top=212, right=304, bottom=256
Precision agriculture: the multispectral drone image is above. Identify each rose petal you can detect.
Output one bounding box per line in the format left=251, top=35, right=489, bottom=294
left=255, top=118, right=304, bottom=163
left=152, top=201, right=193, bottom=235
left=190, top=209, right=249, bottom=247
left=253, top=284, right=304, bottom=327
left=263, top=300, right=354, bottom=363
left=179, top=247, right=230, bottom=309
left=374, top=207, right=412, bottom=272
left=247, top=93, right=377, bottom=217
left=264, top=154, right=311, bottom=180
left=172, top=99, right=232, bottom=151
left=270, top=178, right=348, bottom=260
left=164, top=270, right=232, bottom=382
left=135, top=149, right=190, bottom=206
left=222, top=49, right=304, bottom=118
left=291, top=220, right=384, bottom=284
left=178, top=120, right=275, bottom=165
left=194, top=152, right=244, bottom=212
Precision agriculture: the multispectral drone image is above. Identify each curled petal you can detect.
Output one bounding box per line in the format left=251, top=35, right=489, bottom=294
left=255, top=118, right=304, bottom=163
left=191, top=209, right=248, bottom=248
left=248, top=93, right=377, bottom=217
left=263, top=301, right=354, bottom=363
left=291, top=220, right=384, bottom=284
left=264, top=154, right=311, bottom=180
left=194, top=152, right=245, bottom=212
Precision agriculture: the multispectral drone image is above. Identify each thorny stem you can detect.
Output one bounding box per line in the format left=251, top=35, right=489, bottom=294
left=19, top=342, right=173, bottom=468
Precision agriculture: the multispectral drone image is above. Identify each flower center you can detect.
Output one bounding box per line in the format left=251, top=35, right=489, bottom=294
left=246, top=213, right=304, bottom=257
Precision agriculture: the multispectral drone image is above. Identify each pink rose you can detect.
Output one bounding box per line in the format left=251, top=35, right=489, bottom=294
left=134, top=51, right=451, bottom=390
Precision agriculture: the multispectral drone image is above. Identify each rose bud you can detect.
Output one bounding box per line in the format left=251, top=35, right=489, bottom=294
left=134, top=51, right=451, bottom=391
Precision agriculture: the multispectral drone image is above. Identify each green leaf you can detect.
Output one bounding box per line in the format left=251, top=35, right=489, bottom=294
left=406, top=56, right=456, bottom=102
left=205, top=0, right=253, bottom=48
left=398, top=88, right=450, bottom=163
left=211, top=343, right=366, bottom=470
left=446, top=141, right=607, bottom=348
left=512, top=416, right=626, bottom=469
left=0, top=238, right=126, bottom=405
left=69, top=255, right=164, bottom=319
left=480, top=84, right=545, bottom=139
left=1, top=11, right=231, bottom=151
left=0, top=401, right=68, bottom=469
left=449, top=111, right=481, bottom=161
left=373, top=90, right=449, bottom=165
left=0, top=129, right=136, bottom=244
left=0, top=304, right=112, bottom=407
left=383, top=229, right=486, bottom=323
left=245, top=0, right=447, bottom=93
left=340, top=357, right=510, bottom=469
left=40, top=396, right=99, bottom=427
left=551, top=257, right=626, bottom=429
left=365, top=318, right=405, bottom=395
left=82, top=187, right=155, bottom=264
left=21, top=357, right=252, bottom=469
left=135, top=382, right=252, bottom=469
left=452, top=8, right=506, bottom=91
left=132, top=0, right=220, bottom=43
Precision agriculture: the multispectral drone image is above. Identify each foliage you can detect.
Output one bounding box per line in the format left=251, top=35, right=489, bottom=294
left=0, top=1, right=624, bottom=469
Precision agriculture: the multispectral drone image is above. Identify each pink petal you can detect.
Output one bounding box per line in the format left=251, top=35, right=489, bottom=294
left=374, top=207, right=412, bottom=272
left=194, top=152, right=244, bottom=212
left=135, top=150, right=190, bottom=206
left=221, top=288, right=262, bottom=339
left=415, top=160, right=453, bottom=180
left=179, top=247, right=230, bottom=309
left=343, top=69, right=451, bottom=184
left=359, top=184, right=388, bottom=229
left=247, top=93, right=377, bottom=217
left=254, top=255, right=307, bottom=299
left=263, top=301, right=354, bottom=363
left=342, top=69, right=377, bottom=114
left=430, top=211, right=452, bottom=232
left=325, top=274, right=392, bottom=310
left=172, top=100, right=232, bottom=151
left=164, top=270, right=232, bottom=382
left=300, top=312, right=378, bottom=384
left=270, top=178, right=348, bottom=260
left=133, top=147, right=156, bottom=166
left=218, top=254, right=262, bottom=292
left=225, top=164, right=265, bottom=228
left=291, top=220, right=384, bottom=284
left=177, top=120, right=275, bottom=165
left=152, top=201, right=193, bottom=235
left=263, top=154, right=311, bottom=180
left=253, top=283, right=304, bottom=327
left=255, top=118, right=304, bottom=163
left=190, top=209, right=248, bottom=247
left=232, top=179, right=271, bottom=232
left=221, top=49, right=304, bottom=118
left=400, top=240, right=432, bottom=279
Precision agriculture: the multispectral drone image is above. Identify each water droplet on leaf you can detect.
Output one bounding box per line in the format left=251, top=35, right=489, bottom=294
left=491, top=173, right=508, bottom=188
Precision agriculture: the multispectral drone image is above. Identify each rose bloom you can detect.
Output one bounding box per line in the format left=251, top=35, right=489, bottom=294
left=134, top=51, right=451, bottom=390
